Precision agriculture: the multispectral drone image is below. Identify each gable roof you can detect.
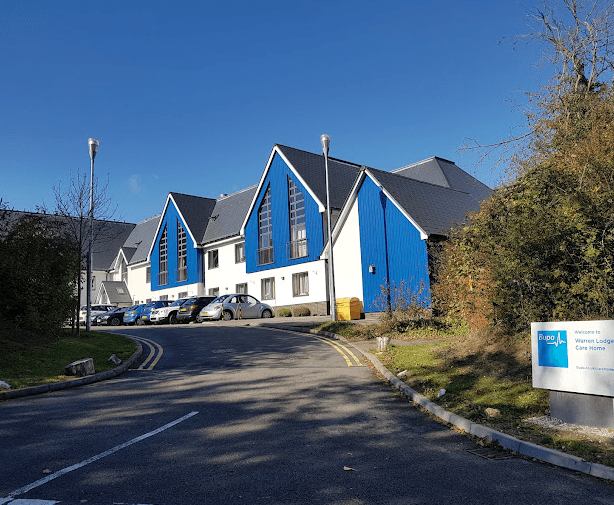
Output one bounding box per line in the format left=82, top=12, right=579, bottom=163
left=202, top=185, right=257, bottom=245
left=365, top=168, right=485, bottom=236
left=276, top=144, right=362, bottom=210
left=170, top=192, right=217, bottom=244
left=392, top=156, right=492, bottom=203
left=97, top=280, right=133, bottom=305
left=90, top=220, right=136, bottom=271
left=121, top=214, right=161, bottom=265
left=240, top=144, right=363, bottom=234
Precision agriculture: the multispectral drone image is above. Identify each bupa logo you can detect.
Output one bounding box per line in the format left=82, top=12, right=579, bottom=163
left=537, top=330, right=568, bottom=368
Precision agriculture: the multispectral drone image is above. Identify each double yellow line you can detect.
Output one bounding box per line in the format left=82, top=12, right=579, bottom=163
left=310, top=334, right=364, bottom=367
left=131, top=336, right=164, bottom=370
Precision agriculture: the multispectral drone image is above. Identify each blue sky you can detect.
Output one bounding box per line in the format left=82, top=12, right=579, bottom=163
left=1, top=0, right=547, bottom=223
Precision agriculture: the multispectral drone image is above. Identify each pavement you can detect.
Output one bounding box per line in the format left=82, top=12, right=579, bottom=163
left=2, top=315, right=614, bottom=482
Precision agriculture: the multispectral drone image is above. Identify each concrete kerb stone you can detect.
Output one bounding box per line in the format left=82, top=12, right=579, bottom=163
left=0, top=338, right=143, bottom=402
left=265, top=322, right=614, bottom=483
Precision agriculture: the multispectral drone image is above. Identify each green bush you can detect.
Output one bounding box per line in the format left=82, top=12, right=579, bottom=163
left=277, top=308, right=292, bottom=317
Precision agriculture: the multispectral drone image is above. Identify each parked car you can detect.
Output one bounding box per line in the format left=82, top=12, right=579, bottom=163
left=140, top=300, right=172, bottom=324
left=95, top=306, right=130, bottom=326
left=123, top=304, right=146, bottom=325
left=176, top=296, right=216, bottom=323
left=79, top=304, right=115, bottom=326
left=197, top=294, right=273, bottom=322
left=150, top=298, right=189, bottom=325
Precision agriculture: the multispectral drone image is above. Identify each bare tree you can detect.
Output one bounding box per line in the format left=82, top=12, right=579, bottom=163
left=50, top=170, right=117, bottom=335
left=462, top=0, right=614, bottom=177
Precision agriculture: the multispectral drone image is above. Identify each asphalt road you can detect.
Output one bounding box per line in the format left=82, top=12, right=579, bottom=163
left=1, top=324, right=613, bottom=505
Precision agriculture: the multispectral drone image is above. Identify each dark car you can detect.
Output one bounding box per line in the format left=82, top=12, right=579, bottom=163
left=95, top=306, right=130, bottom=326
left=140, top=300, right=172, bottom=324
left=176, top=296, right=216, bottom=323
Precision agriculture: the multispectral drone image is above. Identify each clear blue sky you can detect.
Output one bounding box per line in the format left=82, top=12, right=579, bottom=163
left=1, top=0, right=547, bottom=224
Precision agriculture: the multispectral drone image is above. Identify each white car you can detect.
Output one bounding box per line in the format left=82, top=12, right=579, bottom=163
left=150, top=298, right=188, bottom=324
left=79, top=304, right=115, bottom=326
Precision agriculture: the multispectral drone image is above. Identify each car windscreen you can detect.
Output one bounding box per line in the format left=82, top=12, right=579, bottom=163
left=210, top=295, right=229, bottom=304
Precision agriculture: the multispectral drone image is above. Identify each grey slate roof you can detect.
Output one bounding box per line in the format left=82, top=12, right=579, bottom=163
left=366, top=168, right=485, bottom=236
left=122, top=214, right=161, bottom=265
left=170, top=192, right=217, bottom=244
left=201, top=185, right=257, bottom=245
left=99, top=281, right=133, bottom=305
left=90, top=220, right=136, bottom=271
left=392, top=157, right=492, bottom=203
left=276, top=145, right=362, bottom=210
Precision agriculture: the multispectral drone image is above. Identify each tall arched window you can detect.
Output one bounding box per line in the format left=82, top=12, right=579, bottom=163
left=257, top=186, right=274, bottom=265
left=159, top=226, right=168, bottom=285
left=288, top=177, right=307, bottom=259
left=177, top=220, right=187, bottom=281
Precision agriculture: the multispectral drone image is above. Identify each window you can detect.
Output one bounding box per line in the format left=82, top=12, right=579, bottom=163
left=288, top=177, right=307, bottom=259
left=160, top=295, right=168, bottom=301
left=257, top=187, right=274, bottom=265
left=208, top=249, right=219, bottom=269
left=236, top=283, right=248, bottom=294
left=159, top=226, right=168, bottom=285
left=235, top=242, right=245, bottom=263
left=292, top=272, right=309, bottom=296
left=178, top=291, right=188, bottom=298
left=208, top=287, right=219, bottom=297
left=120, top=257, right=128, bottom=283
left=261, top=277, right=275, bottom=300
left=146, top=266, right=151, bottom=283
left=177, top=220, right=187, bottom=281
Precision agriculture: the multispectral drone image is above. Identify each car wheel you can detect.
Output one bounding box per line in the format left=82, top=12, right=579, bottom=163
left=111, top=317, right=120, bottom=326
left=136, top=317, right=144, bottom=326
left=169, top=313, right=178, bottom=324
left=222, top=310, right=233, bottom=321
left=261, top=309, right=273, bottom=318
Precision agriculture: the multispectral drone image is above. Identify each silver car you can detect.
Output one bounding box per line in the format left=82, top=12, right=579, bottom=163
left=197, top=294, right=273, bottom=321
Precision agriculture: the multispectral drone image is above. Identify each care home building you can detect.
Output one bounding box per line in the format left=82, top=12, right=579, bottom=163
left=92, top=142, right=491, bottom=316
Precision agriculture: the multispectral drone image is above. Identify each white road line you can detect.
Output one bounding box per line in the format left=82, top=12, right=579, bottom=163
left=2, top=412, right=199, bottom=501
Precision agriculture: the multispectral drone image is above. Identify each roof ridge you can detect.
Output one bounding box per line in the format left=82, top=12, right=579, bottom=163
left=391, top=156, right=455, bottom=173
left=366, top=166, right=473, bottom=196
left=275, top=144, right=362, bottom=169
left=217, top=184, right=258, bottom=201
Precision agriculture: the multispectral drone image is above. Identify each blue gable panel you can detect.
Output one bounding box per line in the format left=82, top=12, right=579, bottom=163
left=245, top=153, right=323, bottom=273
left=151, top=202, right=200, bottom=291
left=357, top=177, right=430, bottom=312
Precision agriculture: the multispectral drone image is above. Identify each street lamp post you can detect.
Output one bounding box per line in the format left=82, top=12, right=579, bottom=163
left=321, top=134, right=337, bottom=321
left=86, top=138, right=99, bottom=332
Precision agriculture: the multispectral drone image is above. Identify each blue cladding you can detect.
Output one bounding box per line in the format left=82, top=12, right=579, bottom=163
left=357, top=177, right=431, bottom=312
left=151, top=202, right=202, bottom=291
left=245, top=153, right=323, bottom=273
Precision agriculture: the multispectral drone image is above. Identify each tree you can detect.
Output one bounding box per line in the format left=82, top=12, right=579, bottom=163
left=0, top=206, right=76, bottom=336
left=49, top=170, right=117, bottom=335
left=435, top=0, right=614, bottom=334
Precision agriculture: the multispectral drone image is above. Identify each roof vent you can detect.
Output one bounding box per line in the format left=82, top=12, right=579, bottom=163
left=219, top=193, right=228, bottom=198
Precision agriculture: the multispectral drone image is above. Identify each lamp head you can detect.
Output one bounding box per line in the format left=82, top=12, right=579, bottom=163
left=320, top=134, right=330, bottom=156
left=88, top=138, right=99, bottom=160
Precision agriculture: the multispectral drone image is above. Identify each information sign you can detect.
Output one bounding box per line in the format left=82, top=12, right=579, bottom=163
left=532, top=320, right=614, bottom=397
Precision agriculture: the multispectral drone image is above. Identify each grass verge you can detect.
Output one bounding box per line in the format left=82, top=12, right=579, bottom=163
left=0, top=328, right=137, bottom=389
left=316, top=318, right=614, bottom=468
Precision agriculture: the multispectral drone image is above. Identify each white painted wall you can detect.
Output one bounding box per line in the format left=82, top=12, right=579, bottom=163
left=245, top=259, right=328, bottom=313
left=128, top=262, right=152, bottom=303
left=203, top=238, right=248, bottom=297
left=332, top=199, right=364, bottom=305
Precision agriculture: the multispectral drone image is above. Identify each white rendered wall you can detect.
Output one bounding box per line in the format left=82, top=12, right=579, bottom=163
left=128, top=262, right=153, bottom=303
left=203, top=239, right=248, bottom=297
left=332, top=199, right=364, bottom=304
left=245, top=259, right=328, bottom=311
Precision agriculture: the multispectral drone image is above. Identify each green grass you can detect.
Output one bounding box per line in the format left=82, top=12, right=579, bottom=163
left=385, top=341, right=614, bottom=467
left=0, top=329, right=137, bottom=389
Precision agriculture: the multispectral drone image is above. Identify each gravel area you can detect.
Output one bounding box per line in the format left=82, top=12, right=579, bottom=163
left=525, top=415, right=614, bottom=439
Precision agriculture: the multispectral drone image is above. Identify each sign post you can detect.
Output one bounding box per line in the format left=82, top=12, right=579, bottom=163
left=532, top=320, right=614, bottom=427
